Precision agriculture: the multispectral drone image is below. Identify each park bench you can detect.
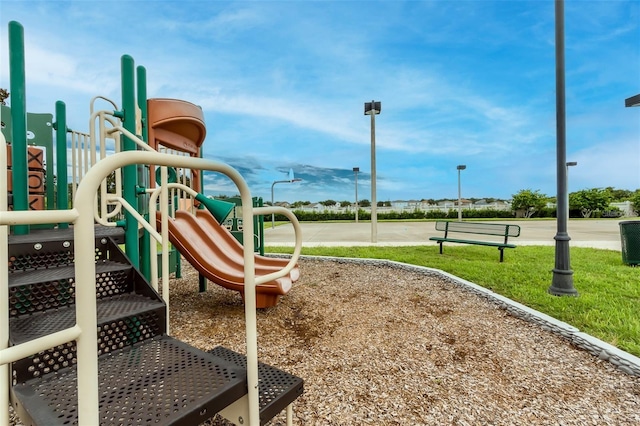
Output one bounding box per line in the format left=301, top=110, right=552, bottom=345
left=429, top=221, right=521, bottom=262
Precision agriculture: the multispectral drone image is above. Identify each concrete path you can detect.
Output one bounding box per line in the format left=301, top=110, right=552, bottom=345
left=264, top=219, right=632, bottom=251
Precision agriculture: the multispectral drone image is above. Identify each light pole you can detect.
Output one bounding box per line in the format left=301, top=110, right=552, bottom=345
left=457, top=165, right=466, bottom=221
left=549, top=0, right=577, bottom=296
left=353, top=167, right=360, bottom=223
left=271, top=177, right=301, bottom=229
left=364, top=100, right=381, bottom=243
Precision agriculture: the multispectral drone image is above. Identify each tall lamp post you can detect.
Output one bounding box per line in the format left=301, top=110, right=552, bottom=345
left=353, top=167, right=360, bottom=223
left=549, top=0, right=578, bottom=296
left=364, top=100, right=381, bottom=243
left=271, top=177, right=301, bottom=229
left=457, top=165, right=466, bottom=221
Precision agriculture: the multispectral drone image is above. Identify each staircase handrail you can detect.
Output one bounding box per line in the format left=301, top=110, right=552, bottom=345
left=2, top=146, right=290, bottom=425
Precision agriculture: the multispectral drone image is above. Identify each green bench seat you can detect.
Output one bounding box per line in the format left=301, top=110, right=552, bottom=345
left=429, top=221, right=521, bottom=262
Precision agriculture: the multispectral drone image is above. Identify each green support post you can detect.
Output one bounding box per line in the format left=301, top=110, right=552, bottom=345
left=136, top=65, right=151, bottom=280
left=121, top=55, right=139, bottom=268
left=55, top=101, right=69, bottom=228
left=8, top=21, right=29, bottom=235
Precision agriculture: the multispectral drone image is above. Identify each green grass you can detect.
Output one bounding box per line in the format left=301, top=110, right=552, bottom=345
left=266, top=244, right=640, bottom=357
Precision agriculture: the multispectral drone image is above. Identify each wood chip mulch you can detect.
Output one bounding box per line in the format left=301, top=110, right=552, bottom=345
left=169, top=258, right=640, bottom=426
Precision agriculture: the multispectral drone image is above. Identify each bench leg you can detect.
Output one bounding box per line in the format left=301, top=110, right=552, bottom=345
left=499, top=248, right=504, bottom=262
left=439, top=242, right=443, bottom=255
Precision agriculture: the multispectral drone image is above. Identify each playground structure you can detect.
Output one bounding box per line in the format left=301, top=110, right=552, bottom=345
left=1, top=21, right=303, bottom=425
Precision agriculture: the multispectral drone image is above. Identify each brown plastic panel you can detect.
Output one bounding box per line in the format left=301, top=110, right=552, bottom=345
left=6, top=169, right=45, bottom=193
left=195, top=209, right=300, bottom=282
left=158, top=211, right=291, bottom=308
left=5, top=144, right=44, bottom=169
left=8, top=194, right=44, bottom=211
left=147, top=98, right=206, bottom=151
left=146, top=98, right=205, bottom=192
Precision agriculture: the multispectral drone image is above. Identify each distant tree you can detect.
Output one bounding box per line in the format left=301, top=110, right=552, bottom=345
left=630, top=190, right=640, bottom=215
left=0, top=88, right=8, bottom=105
left=569, top=188, right=612, bottom=218
left=511, top=189, right=547, bottom=218
left=339, top=200, right=351, bottom=207
left=320, top=199, right=336, bottom=207
left=605, top=187, right=632, bottom=202
left=291, top=200, right=308, bottom=208
left=359, top=199, right=371, bottom=207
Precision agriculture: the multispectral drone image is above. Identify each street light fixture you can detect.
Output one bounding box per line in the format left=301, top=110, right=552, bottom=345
left=364, top=100, right=381, bottom=243
left=353, top=167, right=360, bottom=223
left=457, top=165, right=466, bottom=221
left=271, top=177, right=301, bottom=229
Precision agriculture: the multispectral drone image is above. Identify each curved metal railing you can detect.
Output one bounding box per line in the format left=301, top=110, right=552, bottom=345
left=1, top=138, right=303, bottom=426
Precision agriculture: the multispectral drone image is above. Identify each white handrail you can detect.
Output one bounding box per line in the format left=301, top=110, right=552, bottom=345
left=0, top=130, right=9, bottom=425
left=0, top=150, right=270, bottom=425
left=2, top=128, right=303, bottom=425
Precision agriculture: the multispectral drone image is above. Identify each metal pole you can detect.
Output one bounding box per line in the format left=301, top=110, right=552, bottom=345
left=370, top=103, right=377, bottom=243
left=121, top=55, right=140, bottom=268
left=456, top=165, right=466, bottom=221
left=270, top=178, right=300, bottom=228
left=271, top=181, right=276, bottom=229
left=549, top=0, right=577, bottom=296
left=55, top=101, right=69, bottom=223
left=354, top=167, right=359, bottom=223
left=566, top=161, right=577, bottom=223
left=457, top=168, right=462, bottom=221
left=8, top=21, right=29, bottom=235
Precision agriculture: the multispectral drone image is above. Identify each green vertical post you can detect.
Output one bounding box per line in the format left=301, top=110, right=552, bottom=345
left=8, top=21, right=29, bottom=234
left=55, top=101, right=69, bottom=228
left=136, top=65, right=151, bottom=279
left=121, top=55, right=139, bottom=267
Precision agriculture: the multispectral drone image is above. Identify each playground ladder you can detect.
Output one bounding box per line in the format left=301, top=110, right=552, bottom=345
left=6, top=226, right=303, bottom=425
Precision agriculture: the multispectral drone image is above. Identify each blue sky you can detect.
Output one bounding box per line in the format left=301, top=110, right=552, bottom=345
left=1, top=0, right=639, bottom=203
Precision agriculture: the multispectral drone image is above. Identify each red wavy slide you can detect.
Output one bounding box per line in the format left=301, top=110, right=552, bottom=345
left=158, top=209, right=299, bottom=308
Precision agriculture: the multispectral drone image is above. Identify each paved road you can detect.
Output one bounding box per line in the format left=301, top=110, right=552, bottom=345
left=264, top=219, right=633, bottom=251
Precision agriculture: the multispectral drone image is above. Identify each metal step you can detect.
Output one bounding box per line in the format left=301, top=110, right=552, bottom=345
left=7, top=225, right=126, bottom=245
left=10, top=292, right=166, bottom=384
left=11, top=337, right=248, bottom=426
left=8, top=261, right=130, bottom=288
left=10, top=292, right=165, bottom=345
left=210, top=346, right=304, bottom=425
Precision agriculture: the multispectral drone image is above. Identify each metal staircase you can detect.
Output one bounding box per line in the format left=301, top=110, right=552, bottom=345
left=6, top=226, right=303, bottom=425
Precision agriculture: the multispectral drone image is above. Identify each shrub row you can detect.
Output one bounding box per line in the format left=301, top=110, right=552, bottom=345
left=272, top=208, right=515, bottom=222
left=270, top=207, right=624, bottom=222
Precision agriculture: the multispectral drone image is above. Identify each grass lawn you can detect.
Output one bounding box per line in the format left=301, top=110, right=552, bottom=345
left=266, top=244, right=640, bottom=358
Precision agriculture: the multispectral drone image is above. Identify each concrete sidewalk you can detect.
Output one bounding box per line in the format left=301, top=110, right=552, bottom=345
left=263, top=219, right=628, bottom=251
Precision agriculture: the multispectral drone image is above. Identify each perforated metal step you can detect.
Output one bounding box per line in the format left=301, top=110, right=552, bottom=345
left=11, top=337, right=248, bottom=426
left=210, top=346, right=304, bottom=425
left=7, top=224, right=126, bottom=245
left=10, top=292, right=166, bottom=384
left=10, top=292, right=165, bottom=345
